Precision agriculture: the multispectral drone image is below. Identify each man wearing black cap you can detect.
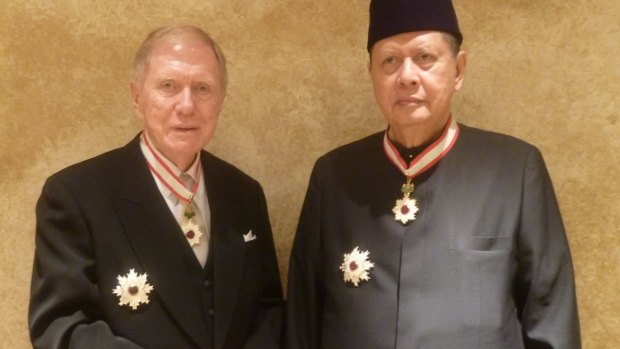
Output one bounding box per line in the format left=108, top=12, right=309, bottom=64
left=286, top=1, right=581, bottom=348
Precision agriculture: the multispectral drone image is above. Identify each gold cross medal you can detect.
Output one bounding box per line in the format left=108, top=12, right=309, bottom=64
left=392, top=178, right=419, bottom=224
left=181, top=195, right=202, bottom=246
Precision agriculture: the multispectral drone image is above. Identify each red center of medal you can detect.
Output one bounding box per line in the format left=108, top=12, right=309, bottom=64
left=186, top=230, right=195, bottom=239
left=401, top=205, right=410, bottom=214
left=128, top=286, right=139, bottom=295
left=349, top=261, right=358, bottom=271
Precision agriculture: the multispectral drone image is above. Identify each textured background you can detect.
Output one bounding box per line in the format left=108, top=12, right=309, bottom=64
left=1, top=0, right=618, bottom=347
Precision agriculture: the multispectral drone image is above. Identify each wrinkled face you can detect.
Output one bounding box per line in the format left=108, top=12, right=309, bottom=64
left=131, top=37, right=225, bottom=169
left=369, top=31, right=466, bottom=136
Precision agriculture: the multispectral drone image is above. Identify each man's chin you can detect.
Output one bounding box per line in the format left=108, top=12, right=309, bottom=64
left=386, top=111, right=433, bottom=127
left=160, top=139, right=201, bottom=156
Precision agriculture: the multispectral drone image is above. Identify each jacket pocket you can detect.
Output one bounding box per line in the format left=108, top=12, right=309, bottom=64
left=450, top=236, right=513, bottom=252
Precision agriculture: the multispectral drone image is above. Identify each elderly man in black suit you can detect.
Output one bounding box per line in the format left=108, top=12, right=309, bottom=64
left=29, top=24, right=283, bottom=349
left=285, top=1, right=581, bottom=348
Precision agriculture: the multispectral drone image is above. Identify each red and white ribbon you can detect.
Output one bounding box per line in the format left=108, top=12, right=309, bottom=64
left=383, top=116, right=460, bottom=179
left=141, top=132, right=201, bottom=203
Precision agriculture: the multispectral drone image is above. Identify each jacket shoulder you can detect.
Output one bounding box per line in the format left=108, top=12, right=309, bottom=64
left=457, top=123, right=541, bottom=160
left=318, top=131, right=384, bottom=163
left=202, top=151, right=261, bottom=188
left=46, top=143, right=134, bottom=187
left=459, top=124, right=537, bottom=150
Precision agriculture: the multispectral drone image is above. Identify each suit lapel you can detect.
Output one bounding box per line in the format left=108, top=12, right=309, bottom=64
left=202, top=153, right=245, bottom=348
left=113, top=138, right=209, bottom=348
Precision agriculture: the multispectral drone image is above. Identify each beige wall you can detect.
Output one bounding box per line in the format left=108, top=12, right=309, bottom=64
left=1, top=1, right=618, bottom=347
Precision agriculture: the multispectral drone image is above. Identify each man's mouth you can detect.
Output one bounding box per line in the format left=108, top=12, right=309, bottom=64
left=173, top=126, right=199, bottom=132
left=396, top=96, right=424, bottom=106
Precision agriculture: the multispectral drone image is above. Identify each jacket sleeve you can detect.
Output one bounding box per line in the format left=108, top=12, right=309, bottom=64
left=242, top=182, right=285, bottom=349
left=516, top=147, right=581, bottom=348
left=285, top=161, right=324, bottom=349
left=29, top=176, right=142, bottom=349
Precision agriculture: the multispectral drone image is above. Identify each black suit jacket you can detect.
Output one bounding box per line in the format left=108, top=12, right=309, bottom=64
left=29, top=136, right=283, bottom=348
left=286, top=125, right=580, bottom=348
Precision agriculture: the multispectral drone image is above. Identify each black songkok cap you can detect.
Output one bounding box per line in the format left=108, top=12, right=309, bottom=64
left=368, top=0, right=463, bottom=52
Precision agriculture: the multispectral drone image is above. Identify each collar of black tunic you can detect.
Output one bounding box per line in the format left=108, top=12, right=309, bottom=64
left=388, top=134, right=436, bottom=162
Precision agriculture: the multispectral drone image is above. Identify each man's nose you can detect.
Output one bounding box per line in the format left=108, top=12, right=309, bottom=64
left=398, top=58, right=420, bottom=86
left=176, top=87, right=195, bottom=115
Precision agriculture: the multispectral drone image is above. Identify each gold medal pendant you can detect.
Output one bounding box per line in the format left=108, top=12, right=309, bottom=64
left=392, top=178, right=419, bottom=224
left=383, top=117, right=459, bottom=225
left=182, top=201, right=202, bottom=246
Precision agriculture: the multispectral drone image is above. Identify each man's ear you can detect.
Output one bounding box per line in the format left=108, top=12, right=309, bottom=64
left=130, top=81, right=141, bottom=113
left=454, top=50, right=467, bottom=91
left=367, top=50, right=375, bottom=75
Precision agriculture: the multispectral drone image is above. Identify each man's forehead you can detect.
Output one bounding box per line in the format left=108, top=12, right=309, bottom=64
left=372, top=31, right=449, bottom=51
left=144, top=49, right=220, bottom=82
left=151, top=36, right=211, bottom=54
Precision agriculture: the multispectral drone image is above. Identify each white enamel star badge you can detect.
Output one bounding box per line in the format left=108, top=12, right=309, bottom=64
left=392, top=197, right=419, bottom=224
left=113, top=269, right=154, bottom=310
left=182, top=220, right=203, bottom=247
left=339, top=247, right=375, bottom=287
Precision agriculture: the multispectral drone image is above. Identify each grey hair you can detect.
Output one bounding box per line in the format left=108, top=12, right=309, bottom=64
left=132, top=24, right=228, bottom=92
left=442, top=33, right=461, bottom=57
